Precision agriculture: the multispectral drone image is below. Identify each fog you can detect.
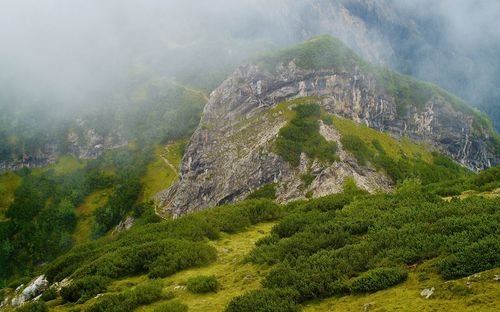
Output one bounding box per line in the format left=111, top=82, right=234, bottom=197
left=0, top=0, right=499, bottom=125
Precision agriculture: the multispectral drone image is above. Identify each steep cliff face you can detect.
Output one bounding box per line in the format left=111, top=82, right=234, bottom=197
left=159, top=36, right=499, bottom=217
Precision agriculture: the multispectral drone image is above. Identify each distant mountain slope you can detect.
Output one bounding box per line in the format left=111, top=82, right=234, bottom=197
left=0, top=79, right=206, bottom=173
left=159, top=36, right=499, bottom=217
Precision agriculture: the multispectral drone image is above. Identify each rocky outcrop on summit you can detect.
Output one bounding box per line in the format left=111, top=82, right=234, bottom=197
left=159, top=39, right=498, bottom=217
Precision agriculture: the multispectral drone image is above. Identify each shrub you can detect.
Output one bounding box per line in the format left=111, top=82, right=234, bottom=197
left=40, top=287, right=58, bottom=301
left=439, top=236, right=500, bottom=280
left=86, top=280, right=164, bottom=312
left=186, top=275, right=220, bottom=293
left=349, top=267, right=408, bottom=293
left=153, top=301, right=188, bottom=312
left=246, top=184, right=276, bottom=200
left=8, top=276, right=31, bottom=289
left=129, top=280, right=164, bottom=305
left=271, top=210, right=326, bottom=238
left=86, top=293, right=128, bottom=312
left=60, top=275, right=109, bottom=302
left=15, top=301, right=48, bottom=312
left=225, top=288, right=300, bottom=312
left=340, top=134, right=372, bottom=166
left=238, top=199, right=282, bottom=224
left=199, top=199, right=282, bottom=234
left=73, top=239, right=216, bottom=280
left=147, top=243, right=217, bottom=279
left=275, top=104, right=338, bottom=167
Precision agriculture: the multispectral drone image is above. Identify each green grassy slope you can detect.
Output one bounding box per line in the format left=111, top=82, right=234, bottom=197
left=72, top=189, right=112, bottom=245
left=2, top=171, right=498, bottom=311
left=140, top=140, right=185, bottom=201
left=0, top=172, right=21, bottom=220
left=304, top=267, right=500, bottom=312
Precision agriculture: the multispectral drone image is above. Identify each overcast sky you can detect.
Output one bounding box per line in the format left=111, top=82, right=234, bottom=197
left=0, top=0, right=499, bottom=117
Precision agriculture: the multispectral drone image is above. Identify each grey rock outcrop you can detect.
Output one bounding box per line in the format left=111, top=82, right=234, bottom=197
left=159, top=57, right=498, bottom=217
left=11, top=275, right=48, bottom=307
left=113, top=216, right=135, bottom=233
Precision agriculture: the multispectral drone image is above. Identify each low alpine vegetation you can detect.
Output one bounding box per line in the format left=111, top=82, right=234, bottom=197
left=230, top=178, right=499, bottom=308
left=86, top=280, right=165, bottom=312
left=60, top=275, right=109, bottom=303
left=186, top=275, right=220, bottom=293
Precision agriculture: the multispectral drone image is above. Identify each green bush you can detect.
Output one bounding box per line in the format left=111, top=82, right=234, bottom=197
left=129, top=281, right=164, bottom=305
left=340, top=134, right=373, bottom=166
left=199, top=199, right=282, bottom=234
left=225, top=288, right=300, bottom=312
left=15, top=301, right=48, bottom=312
left=153, top=301, right=188, bottom=312
left=86, top=280, right=164, bottom=312
left=246, top=184, right=276, bottom=200
left=439, top=236, right=500, bottom=280
left=40, top=287, right=58, bottom=301
left=60, top=275, right=109, bottom=303
left=86, top=293, right=129, bottom=312
left=349, top=267, right=408, bottom=293
left=8, top=276, right=31, bottom=289
left=71, top=239, right=216, bottom=280
left=275, top=104, right=337, bottom=167
left=255, top=35, right=363, bottom=72
left=186, top=275, right=220, bottom=293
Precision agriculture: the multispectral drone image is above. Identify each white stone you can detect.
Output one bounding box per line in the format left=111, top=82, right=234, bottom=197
left=420, top=287, right=434, bottom=299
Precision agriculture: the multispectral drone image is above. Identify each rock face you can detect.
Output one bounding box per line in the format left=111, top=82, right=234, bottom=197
left=11, top=275, right=48, bottom=307
left=159, top=41, right=498, bottom=217
left=113, top=216, right=135, bottom=233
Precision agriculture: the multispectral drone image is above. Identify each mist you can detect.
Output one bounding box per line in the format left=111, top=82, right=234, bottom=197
left=0, top=0, right=499, bottom=127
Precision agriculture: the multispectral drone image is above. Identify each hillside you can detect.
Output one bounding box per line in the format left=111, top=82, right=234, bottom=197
left=159, top=35, right=498, bottom=217
left=0, top=170, right=498, bottom=311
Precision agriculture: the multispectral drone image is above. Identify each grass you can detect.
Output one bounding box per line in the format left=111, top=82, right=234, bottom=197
left=303, top=267, right=500, bottom=312
left=72, top=189, right=111, bottom=245
left=140, top=140, right=186, bottom=200
left=331, top=116, right=433, bottom=163
left=32, top=155, right=85, bottom=176
left=443, top=188, right=500, bottom=201
left=0, top=172, right=21, bottom=220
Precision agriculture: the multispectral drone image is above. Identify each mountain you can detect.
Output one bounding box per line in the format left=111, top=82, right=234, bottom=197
left=267, top=0, right=500, bottom=132
left=158, top=36, right=499, bottom=217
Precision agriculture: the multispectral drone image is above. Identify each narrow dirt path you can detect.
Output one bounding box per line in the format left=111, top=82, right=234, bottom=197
left=159, top=145, right=178, bottom=174
left=154, top=144, right=180, bottom=220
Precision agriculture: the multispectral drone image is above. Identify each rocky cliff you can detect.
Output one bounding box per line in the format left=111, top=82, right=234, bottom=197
left=158, top=36, right=499, bottom=217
